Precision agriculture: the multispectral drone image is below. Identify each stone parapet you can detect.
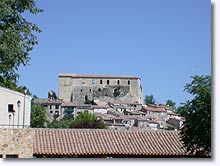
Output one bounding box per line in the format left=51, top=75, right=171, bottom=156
left=0, top=128, right=33, bottom=158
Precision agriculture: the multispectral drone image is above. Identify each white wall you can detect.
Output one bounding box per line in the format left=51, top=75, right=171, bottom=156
left=0, top=86, right=32, bottom=128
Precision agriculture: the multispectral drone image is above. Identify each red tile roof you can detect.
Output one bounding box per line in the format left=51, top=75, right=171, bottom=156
left=33, top=128, right=188, bottom=157
left=142, top=106, right=166, bottom=112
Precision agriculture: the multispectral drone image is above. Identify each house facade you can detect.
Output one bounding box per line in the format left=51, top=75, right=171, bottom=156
left=0, top=86, right=32, bottom=128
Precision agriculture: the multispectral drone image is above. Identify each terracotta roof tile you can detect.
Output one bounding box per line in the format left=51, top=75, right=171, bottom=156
left=142, top=106, right=166, bottom=112
left=33, top=128, right=187, bottom=157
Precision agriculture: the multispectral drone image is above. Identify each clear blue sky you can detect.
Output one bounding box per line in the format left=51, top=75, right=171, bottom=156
left=18, top=0, right=211, bottom=106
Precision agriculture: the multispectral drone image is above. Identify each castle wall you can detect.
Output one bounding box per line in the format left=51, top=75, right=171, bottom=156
left=58, top=74, right=143, bottom=104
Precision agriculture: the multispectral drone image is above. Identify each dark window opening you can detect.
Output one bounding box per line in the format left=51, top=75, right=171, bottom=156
left=8, top=104, right=14, bottom=112
left=6, top=154, right=18, bottom=158
left=128, top=80, right=130, bottom=85
left=80, top=89, right=83, bottom=92
left=100, top=80, right=103, bottom=84
left=117, top=80, right=120, bottom=85
left=0, top=154, right=3, bottom=158
left=98, top=88, right=101, bottom=92
left=85, top=95, right=88, bottom=101
left=107, top=80, right=110, bottom=85
left=55, top=105, right=59, bottom=109
left=50, top=105, right=52, bottom=109
left=89, top=89, right=92, bottom=92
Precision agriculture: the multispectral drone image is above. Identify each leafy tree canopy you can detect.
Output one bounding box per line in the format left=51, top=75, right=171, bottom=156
left=47, top=117, right=73, bottom=129
left=180, top=75, right=211, bottom=157
left=144, top=94, right=156, bottom=105
left=70, top=112, right=106, bottom=129
left=166, top=99, right=176, bottom=110
left=0, top=0, right=43, bottom=88
left=30, top=98, right=48, bottom=128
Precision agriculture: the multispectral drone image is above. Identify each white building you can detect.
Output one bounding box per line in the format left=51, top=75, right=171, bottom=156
left=0, top=86, right=32, bottom=128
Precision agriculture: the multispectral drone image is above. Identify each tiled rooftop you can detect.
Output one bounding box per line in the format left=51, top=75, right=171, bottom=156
left=142, top=106, right=166, bottom=112
left=33, top=128, right=188, bottom=157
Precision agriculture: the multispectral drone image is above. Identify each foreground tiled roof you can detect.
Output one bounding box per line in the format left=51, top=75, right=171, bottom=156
left=33, top=128, right=188, bottom=157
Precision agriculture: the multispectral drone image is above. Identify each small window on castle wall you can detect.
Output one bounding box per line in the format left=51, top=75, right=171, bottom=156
left=107, top=80, right=110, bottom=85
left=80, top=89, right=83, bottom=92
left=100, top=80, right=103, bottom=84
left=117, top=80, right=120, bottom=85
left=98, top=88, right=101, bottom=92
left=128, top=80, right=130, bottom=85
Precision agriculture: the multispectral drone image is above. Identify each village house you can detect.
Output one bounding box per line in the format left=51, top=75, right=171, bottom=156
left=167, top=116, right=185, bottom=129
left=0, top=128, right=194, bottom=158
left=0, top=86, right=32, bottom=128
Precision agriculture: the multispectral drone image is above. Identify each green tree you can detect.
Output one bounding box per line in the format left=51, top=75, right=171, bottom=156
left=48, top=117, right=73, bottom=128
left=180, top=75, right=211, bottom=157
left=166, top=99, right=176, bottom=110
left=144, top=94, right=156, bottom=105
left=0, top=0, right=43, bottom=88
left=30, top=99, right=48, bottom=128
left=70, top=112, right=106, bottom=129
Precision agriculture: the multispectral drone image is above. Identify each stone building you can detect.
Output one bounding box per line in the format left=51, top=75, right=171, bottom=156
left=58, top=73, right=143, bottom=104
left=0, top=128, right=33, bottom=158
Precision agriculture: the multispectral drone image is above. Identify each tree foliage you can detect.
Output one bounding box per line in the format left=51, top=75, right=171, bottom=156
left=47, top=117, right=73, bottom=129
left=70, top=112, right=106, bottom=129
left=144, top=94, right=156, bottom=105
left=0, top=0, right=43, bottom=87
left=166, top=99, right=176, bottom=110
left=30, top=98, right=48, bottom=128
left=180, top=75, right=211, bottom=157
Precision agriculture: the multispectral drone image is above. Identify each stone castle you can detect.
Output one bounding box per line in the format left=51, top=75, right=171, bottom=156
left=58, top=73, right=143, bottom=104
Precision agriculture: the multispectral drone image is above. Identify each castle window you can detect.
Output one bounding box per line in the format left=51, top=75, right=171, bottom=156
left=107, top=80, right=110, bottom=85
left=55, top=105, right=59, bottom=109
left=100, top=80, right=103, bottom=84
left=92, top=79, right=95, bottom=84
left=98, top=88, right=101, bottom=92
left=82, top=80, right=85, bottom=84
left=80, top=89, right=83, bottom=92
left=128, top=80, right=130, bottom=85
left=117, top=80, right=120, bottom=85
left=89, top=89, right=92, bottom=92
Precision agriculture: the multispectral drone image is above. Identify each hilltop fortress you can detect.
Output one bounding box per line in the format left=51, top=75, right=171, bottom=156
left=58, top=73, right=143, bottom=104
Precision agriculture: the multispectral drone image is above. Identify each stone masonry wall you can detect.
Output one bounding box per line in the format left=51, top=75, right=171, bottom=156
left=59, top=74, right=143, bottom=104
left=0, top=128, right=33, bottom=158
